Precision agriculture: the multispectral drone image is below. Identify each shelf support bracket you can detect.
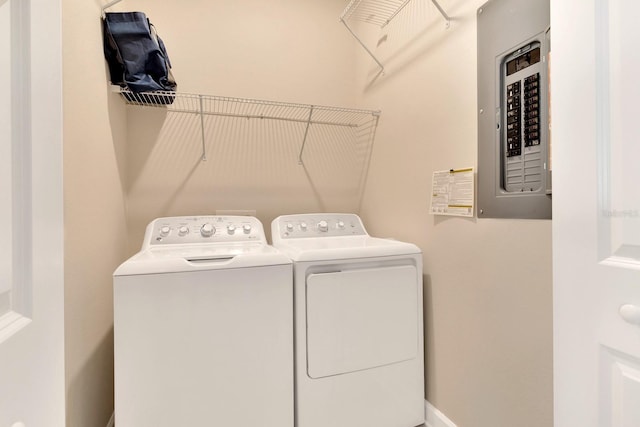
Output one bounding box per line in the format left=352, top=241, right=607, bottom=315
left=101, top=0, right=124, bottom=16
left=199, top=95, right=207, bottom=161
left=298, top=106, right=314, bottom=165
left=340, top=18, right=385, bottom=74
left=431, top=0, right=451, bottom=28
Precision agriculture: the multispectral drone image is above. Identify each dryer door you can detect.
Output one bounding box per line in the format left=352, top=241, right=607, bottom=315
left=306, top=265, right=419, bottom=379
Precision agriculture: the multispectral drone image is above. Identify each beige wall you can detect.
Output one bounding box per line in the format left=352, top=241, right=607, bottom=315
left=62, top=1, right=128, bottom=426
left=122, top=0, right=363, bottom=251
left=62, top=1, right=552, bottom=426
left=355, top=1, right=553, bottom=426
left=62, top=1, right=362, bottom=426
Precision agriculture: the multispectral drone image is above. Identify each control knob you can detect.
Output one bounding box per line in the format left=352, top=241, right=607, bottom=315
left=200, top=223, right=215, bottom=237
left=227, top=224, right=236, bottom=235
left=317, top=220, right=329, bottom=232
left=178, top=226, right=189, bottom=236
left=243, top=224, right=252, bottom=234
left=159, top=226, right=171, bottom=237
left=337, top=220, right=345, bottom=229
left=286, top=223, right=294, bottom=232
left=300, top=222, right=308, bottom=231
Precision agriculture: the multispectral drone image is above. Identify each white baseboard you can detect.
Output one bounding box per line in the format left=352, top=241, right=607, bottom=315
left=106, top=412, right=114, bottom=427
left=425, top=400, right=457, bottom=427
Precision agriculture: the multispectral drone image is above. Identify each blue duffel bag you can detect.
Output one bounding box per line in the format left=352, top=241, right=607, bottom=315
left=103, top=11, right=177, bottom=104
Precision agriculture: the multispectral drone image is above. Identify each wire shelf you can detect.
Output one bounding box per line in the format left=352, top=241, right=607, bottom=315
left=115, top=87, right=381, bottom=164
left=341, top=0, right=414, bottom=27
left=340, top=0, right=450, bottom=72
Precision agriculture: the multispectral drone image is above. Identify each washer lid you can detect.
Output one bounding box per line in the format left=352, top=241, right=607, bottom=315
left=115, top=215, right=291, bottom=276
left=114, top=243, right=291, bottom=276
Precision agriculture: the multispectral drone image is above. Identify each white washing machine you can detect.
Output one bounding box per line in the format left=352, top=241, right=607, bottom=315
left=271, top=213, right=425, bottom=427
left=113, top=216, right=293, bottom=427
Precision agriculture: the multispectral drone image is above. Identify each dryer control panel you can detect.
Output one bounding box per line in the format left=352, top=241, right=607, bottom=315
left=144, top=216, right=266, bottom=247
left=273, top=214, right=367, bottom=239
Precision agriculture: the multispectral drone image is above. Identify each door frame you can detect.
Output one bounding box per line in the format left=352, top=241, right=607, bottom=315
left=0, top=0, right=64, bottom=424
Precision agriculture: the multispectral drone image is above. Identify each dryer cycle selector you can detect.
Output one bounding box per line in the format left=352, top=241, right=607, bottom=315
left=275, top=214, right=367, bottom=239
left=200, top=223, right=215, bottom=237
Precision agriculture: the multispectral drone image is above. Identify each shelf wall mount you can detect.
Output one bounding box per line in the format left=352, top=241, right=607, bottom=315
left=101, top=0, right=124, bottom=16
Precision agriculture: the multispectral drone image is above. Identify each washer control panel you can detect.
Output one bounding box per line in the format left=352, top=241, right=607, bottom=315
left=273, top=214, right=367, bottom=239
left=146, top=216, right=265, bottom=246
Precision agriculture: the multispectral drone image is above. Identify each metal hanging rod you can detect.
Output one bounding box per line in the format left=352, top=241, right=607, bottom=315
left=150, top=107, right=363, bottom=128
left=116, top=89, right=379, bottom=125
left=114, top=87, right=381, bottom=164
left=340, top=0, right=451, bottom=73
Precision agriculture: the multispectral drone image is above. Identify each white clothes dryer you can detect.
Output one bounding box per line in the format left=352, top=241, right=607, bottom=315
left=113, top=216, right=293, bottom=427
left=271, top=213, right=425, bottom=427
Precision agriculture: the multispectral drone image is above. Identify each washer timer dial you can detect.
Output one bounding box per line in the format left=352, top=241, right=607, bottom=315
left=200, top=223, right=215, bottom=237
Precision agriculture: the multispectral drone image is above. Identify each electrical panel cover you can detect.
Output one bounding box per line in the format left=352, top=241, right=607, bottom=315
left=477, top=0, right=551, bottom=219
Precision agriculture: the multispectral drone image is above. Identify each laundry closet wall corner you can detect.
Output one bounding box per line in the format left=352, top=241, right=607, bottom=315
left=62, top=0, right=129, bottom=426
left=356, top=1, right=553, bottom=427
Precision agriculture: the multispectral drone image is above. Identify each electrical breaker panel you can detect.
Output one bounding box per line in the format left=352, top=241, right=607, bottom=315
left=502, top=39, right=548, bottom=193
left=477, top=0, right=551, bottom=219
